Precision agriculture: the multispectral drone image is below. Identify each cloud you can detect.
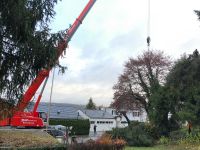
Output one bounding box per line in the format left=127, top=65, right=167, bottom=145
left=38, top=0, right=200, bottom=107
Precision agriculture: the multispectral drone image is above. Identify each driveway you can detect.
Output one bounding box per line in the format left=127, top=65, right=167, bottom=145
left=68, top=131, right=104, bottom=144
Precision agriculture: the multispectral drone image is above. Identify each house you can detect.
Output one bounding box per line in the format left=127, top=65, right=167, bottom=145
left=102, top=107, right=147, bottom=128
left=78, top=107, right=147, bottom=131
left=28, top=102, right=147, bottom=132
left=78, top=109, right=116, bottom=132
left=118, top=108, right=147, bottom=128
left=29, top=102, right=117, bottom=132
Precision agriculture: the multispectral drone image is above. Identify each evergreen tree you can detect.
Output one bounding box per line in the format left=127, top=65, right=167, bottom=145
left=195, top=10, right=200, bottom=21
left=149, top=85, right=180, bottom=135
left=86, top=97, right=96, bottom=110
left=166, top=49, right=200, bottom=125
left=0, top=0, right=65, bottom=103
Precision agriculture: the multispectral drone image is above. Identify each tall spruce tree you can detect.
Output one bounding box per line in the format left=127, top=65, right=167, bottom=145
left=0, top=0, right=65, bottom=103
left=195, top=10, right=200, bottom=20
left=86, top=97, right=96, bottom=110
left=166, top=50, right=200, bottom=125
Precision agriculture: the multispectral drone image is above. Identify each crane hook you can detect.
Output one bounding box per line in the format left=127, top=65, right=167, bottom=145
left=147, top=36, right=151, bottom=47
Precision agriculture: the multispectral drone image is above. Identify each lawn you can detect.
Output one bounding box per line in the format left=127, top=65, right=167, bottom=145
left=126, top=144, right=200, bottom=150
left=0, top=129, right=60, bottom=148
left=125, top=146, right=164, bottom=150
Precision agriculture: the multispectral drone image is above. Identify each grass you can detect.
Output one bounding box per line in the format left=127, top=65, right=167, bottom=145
left=126, top=144, right=200, bottom=150
left=125, top=145, right=164, bottom=150
left=0, top=129, right=60, bottom=148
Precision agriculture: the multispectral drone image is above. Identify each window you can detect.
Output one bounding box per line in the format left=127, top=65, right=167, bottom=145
left=96, top=120, right=112, bottom=124
left=90, top=121, right=95, bottom=124
left=133, top=111, right=140, bottom=117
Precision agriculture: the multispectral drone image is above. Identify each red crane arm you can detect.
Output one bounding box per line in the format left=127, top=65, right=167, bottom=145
left=16, top=0, right=97, bottom=112
left=16, top=69, right=50, bottom=112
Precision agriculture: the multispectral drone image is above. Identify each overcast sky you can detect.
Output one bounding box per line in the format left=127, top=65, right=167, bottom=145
left=37, top=0, right=200, bottom=107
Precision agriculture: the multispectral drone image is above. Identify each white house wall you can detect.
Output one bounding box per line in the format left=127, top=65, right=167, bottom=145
left=89, top=119, right=116, bottom=132
left=101, top=108, right=147, bottom=123
left=124, top=109, right=147, bottom=122
left=78, top=108, right=148, bottom=132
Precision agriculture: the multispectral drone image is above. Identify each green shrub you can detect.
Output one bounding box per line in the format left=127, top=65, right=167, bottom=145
left=109, top=127, right=126, bottom=139
left=169, top=129, right=187, bottom=141
left=144, top=123, right=160, bottom=139
left=177, top=132, right=200, bottom=144
left=69, top=143, right=115, bottom=150
left=158, top=136, right=170, bottom=145
left=50, top=119, right=90, bottom=135
left=68, top=134, right=126, bottom=150
left=110, top=122, right=155, bottom=147
left=169, top=127, right=200, bottom=145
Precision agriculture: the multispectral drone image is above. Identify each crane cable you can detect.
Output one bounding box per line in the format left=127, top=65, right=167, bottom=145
left=147, top=0, right=151, bottom=50
left=47, top=67, right=55, bottom=128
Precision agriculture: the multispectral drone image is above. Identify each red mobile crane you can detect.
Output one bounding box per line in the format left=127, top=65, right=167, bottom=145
left=0, top=0, right=97, bottom=128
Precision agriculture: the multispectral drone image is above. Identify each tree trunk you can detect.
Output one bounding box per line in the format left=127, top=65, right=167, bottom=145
left=120, top=111, right=130, bottom=125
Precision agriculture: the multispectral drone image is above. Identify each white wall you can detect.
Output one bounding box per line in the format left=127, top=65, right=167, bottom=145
left=78, top=108, right=148, bottom=132
left=101, top=108, right=147, bottom=123
left=89, top=118, right=116, bottom=132
left=124, top=109, right=147, bottom=122
left=78, top=110, right=116, bottom=132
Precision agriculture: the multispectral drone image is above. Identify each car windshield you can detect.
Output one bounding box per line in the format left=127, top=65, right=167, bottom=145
left=55, top=130, right=64, bottom=136
left=44, top=129, right=65, bottom=137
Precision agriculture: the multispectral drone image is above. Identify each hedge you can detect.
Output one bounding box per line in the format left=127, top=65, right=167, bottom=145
left=50, top=119, right=90, bottom=135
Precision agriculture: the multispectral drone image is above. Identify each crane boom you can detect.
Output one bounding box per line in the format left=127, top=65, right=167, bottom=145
left=16, top=0, right=97, bottom=112
left=0, top=0, right=97, bottom=127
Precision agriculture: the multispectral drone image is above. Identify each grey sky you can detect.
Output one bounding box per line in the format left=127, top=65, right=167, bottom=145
left=36, top=0, right=200, bottom=106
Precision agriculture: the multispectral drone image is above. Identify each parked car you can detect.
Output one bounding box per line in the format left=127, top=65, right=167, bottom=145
left=43, top=128, right=67, bottom=144
left=54, top=125, right=66, bottom=131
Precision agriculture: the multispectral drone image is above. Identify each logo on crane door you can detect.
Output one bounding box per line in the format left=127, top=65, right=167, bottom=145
left=21, top=119, right=37, bottom=125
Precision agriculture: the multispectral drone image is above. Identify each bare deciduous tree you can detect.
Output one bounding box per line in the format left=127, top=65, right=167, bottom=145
left=111, top=50, right=171, bottom=121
